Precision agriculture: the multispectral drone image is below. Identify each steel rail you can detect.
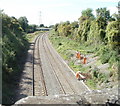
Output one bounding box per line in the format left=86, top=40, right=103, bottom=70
left=32, top=33, right=48, bottom=96
left=37, top=34, right=48, bottom=96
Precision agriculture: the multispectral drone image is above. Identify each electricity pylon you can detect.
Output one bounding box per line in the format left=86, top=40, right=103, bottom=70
left=39, top=11, right=42, bottom=26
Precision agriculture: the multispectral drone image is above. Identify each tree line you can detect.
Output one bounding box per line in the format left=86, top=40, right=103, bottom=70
left=54, top=7, right=120, bottom=53
left=53, top=7, right=120, bottom=67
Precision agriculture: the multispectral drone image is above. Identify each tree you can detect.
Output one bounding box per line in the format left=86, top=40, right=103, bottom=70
left=88, top=20, right=100, bottom=44
left=40, top=24, right=44, bottom=27
left=106, top=21, right=120, bottom=52
left=65, top=21, right=70, bottom=25
left=77, top=8, right=94, bottom=42
left=28, top=24, right=37, bottom=33
left=49, top=25, right=54, bottom=28
left=78, top=8, right=95, bottom=24
left=81, top=8, right=95, bottom=19
left=11, top=17, right=23, bottom=33
left=57, top=21, right=71, bottom=37
left=87, top=8, right=111, bottom=44
left=78, top=19, right=91, bottom=42
left=96, top=8, right=111, bottom=21
left=70, top=21, right=79, bottom=29
left=18, top=16, right=28, bottom=32
left=112, top=1, right=120, bottom=21
left=117, top=1, right=120, bottom=17
left=54, top=23, right=59, bottom=32
left=61, top=22, right=71, bottom=37
left=112, top=13, right=119, bottom=21
left=69, top=21, right=79, bottom=39
left=2, top=12, right=29, bottom=104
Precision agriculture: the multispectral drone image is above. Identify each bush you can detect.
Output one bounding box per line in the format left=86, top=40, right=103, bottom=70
left=106, top=21, right=120, bottom=52
left=92, top=67, right=99, bottom=78
left=108, top=51, right=119, bottom=65
left=2, top=12, right=29, bottom=104
left=98, top=46, right=111, bottom=64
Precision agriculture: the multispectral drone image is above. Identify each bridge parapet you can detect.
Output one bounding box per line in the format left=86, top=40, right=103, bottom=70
left=36, top=28, right=52, bottom=31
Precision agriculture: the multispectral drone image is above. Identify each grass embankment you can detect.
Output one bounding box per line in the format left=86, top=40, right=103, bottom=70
left=49, top=30, right=119, bottom=90
left=25, top=31, right=42, bottom=42
left=2, top=31, right=41, bottom=104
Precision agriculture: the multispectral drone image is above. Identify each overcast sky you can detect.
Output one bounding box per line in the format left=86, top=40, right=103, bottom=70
left=0, top=0, right=119, bottom=26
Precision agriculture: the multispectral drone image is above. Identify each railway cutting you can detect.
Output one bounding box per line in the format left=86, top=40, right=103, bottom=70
left=15, top=32, right=118, bottom=105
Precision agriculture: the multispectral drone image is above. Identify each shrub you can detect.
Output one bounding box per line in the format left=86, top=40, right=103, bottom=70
left=98, top=46, right=111, bottom=64
left=106, top=21, right=120, bottom=52
left=2, top=12, right=29, bottom=104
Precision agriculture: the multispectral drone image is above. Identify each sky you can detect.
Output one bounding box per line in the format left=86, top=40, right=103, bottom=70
left=0, top=0, right=119, bottom=26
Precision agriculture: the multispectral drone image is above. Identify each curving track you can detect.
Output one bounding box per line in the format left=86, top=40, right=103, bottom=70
left=16, top=32, right=118, bottom=104
left=33, top=32, right=90, bottom=96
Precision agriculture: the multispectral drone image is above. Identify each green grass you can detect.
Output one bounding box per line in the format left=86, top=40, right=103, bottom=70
left=86, top=79, right=97, bottom=89
left=49, top=30, right=119, bottom=90
left=49, top=31, right=94, bottom=75
left=25, top=31, right=42, bottom=42
left=49, top=31, right=94, bottom=57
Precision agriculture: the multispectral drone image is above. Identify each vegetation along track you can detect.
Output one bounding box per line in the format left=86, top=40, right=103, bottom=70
left=32, top=32, right=90, bottom=97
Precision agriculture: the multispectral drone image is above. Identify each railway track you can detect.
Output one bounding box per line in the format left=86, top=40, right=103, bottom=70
left=16, top=32, right=118, bottom=104
left=45, top=34, right=91, bottom=92
left=42, top=34, right=76, bottom=94
left=39, top=34, right=65, bottom=95
left=33, top=34, right=47, bottom=96
left=44, top=33, right=90, bottom=93
left=32, top=33, right=90, bottom=97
